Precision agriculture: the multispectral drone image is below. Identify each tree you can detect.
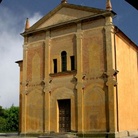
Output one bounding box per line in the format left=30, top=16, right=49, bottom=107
left=5, top=105, right=19, bottom=132
left=0, top=116, right=6, bottom=132
left=0, top=106, right=6, bottom=132
left=0, top=106, right=4, bottom=116
left=0, top=105, right=19, bottom=132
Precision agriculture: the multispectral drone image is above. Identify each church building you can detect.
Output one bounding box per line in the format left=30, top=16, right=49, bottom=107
left=16, top=0, right=138, bottom=137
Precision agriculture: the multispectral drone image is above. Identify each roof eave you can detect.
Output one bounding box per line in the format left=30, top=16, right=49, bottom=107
left=15, top=60, right=23, bottom=64
left=114, top=26, right=138, bottom=50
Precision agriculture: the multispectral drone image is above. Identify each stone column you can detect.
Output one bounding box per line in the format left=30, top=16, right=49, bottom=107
left=44, top=31, right=51, bottom=133
left=76, top=23, right=84, bottom=133
left=105, top=16, right=117, bottom=132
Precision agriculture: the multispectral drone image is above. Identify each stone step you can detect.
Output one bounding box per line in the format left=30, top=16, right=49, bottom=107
left=39, top=133, right=138, bottom=138
left=39, top=133, right=78, bottom=138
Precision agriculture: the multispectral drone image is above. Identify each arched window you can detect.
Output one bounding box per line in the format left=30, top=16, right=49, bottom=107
left=61, top=51, right=67, bottom=72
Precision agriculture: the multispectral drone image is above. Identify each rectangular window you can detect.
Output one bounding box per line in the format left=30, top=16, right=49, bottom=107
left=70, top=56, right=75, bottom=70
left=61, top=51, right=67, bottom=72
left=53, top=59, right=57, bottom=73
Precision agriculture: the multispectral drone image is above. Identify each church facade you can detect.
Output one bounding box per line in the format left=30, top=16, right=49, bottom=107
left=16, top=0, right=138, bottom=137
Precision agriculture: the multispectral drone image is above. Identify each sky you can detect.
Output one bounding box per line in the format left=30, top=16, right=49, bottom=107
left=0, top=0, right=138, bottom=108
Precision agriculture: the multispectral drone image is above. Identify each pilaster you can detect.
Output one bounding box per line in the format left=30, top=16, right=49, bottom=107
left=21, top=45, right=28, bottom=134
left=105, top=16, right=117, bottom=132
left=76, top=23, right=84, bottom=133
left=44, top=30, right=51, bottom=133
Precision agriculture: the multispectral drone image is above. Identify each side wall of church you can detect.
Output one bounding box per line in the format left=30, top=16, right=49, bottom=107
left=115, top=33, right=138, bottom=131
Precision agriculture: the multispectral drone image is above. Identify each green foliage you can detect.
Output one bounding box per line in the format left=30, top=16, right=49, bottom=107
left=0, top=116, right=6, bottom=131
left=0, top=106, right=4, bottom=116
left=0, top=105, right=19, bottom=132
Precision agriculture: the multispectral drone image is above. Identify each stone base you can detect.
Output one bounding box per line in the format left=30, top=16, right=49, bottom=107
left=20, top=131, right=138, bottom=138
left=38, top=132, right=78, bottom=138
left=77, top=131, right=138, bottom=138
left=128, top=130, right=138, bottom=137
left=20, top=132, right=43, bottom=137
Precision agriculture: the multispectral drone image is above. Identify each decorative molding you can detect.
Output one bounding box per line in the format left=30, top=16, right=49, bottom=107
left=23, top=45, right=28, bottom=51
left=76, top=32, right=83, bottom=40
left=104, top=69, right=119, bottom=77
left=28, top=40, right=45, bottom=48
left=22, top=80, right=49, bottom=95
left=106, top=77, right=117, bottom=86
left=75, top=82, right=85, bottom=89
left=104, top=69, right=119, bottom=86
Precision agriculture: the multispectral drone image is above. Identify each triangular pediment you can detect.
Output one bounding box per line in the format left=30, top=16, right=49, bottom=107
left=37, top=7, right=101, bottom=29
left=26, top=3, right=110, bottom=32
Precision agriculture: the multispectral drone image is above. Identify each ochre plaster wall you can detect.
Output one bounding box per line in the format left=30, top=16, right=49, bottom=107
left=82, top=28, right=105, bottom=76
left=22, top=42, right=45, bottom=133
left=50, top=34, right=76, bottom=73
left=21, top=17, right=108, bottom=134
left=82, top=28, right=107, bottom=132
left=26, top=90, right=43, bottom=132
left=49, top=27, right=77, bottom=132
left=49, top=75, right=76, bottom=132
left=115, top=34, right=138, bottom=131
left=27, top=43, right=45, bottom=81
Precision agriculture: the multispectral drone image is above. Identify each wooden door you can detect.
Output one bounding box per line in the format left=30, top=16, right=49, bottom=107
left=58, top=99, right=71, bottom=132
